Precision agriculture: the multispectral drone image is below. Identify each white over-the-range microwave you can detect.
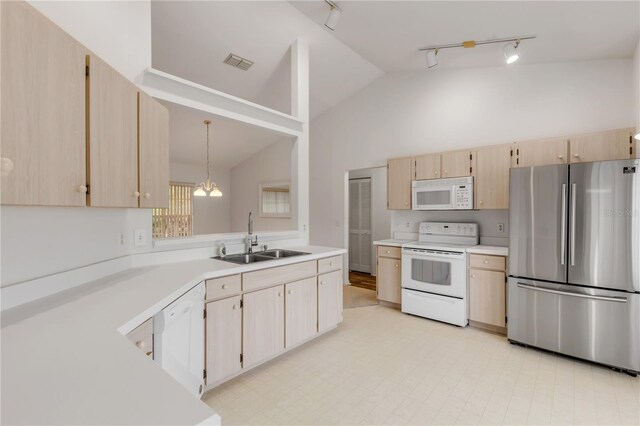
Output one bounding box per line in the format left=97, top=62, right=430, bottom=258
left=411, top=176, right=473, bottom=210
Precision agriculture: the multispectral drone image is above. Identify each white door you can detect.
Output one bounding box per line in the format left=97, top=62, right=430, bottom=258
left=349, top=178, right=372, bottom=273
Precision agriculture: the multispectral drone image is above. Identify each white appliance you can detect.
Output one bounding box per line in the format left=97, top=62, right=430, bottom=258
left=412, top=176, right=473, bottom=210
left=401, top=222, right=478, bottom=326
left=154, top=282, right=205, bottom=397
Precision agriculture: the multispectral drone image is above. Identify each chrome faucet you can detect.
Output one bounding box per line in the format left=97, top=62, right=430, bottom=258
left=246, top=212, right=258, bottom=253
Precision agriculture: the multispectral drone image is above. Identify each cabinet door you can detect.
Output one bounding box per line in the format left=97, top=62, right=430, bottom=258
left=206, top=296, right=242, bottom=384
left=376, top=256, right=401, bottom=304
left=387, top=158, right=413, bottom=209
left=243, top=285, right=284, bottom=367
left=285, top=278, right=318, bottom=348
left=1, top=1, right=87, bottom=206
left=318, top=270, right=343, bottom=332
left=138, top=92, right=169, bottom=208
left=468, top=269, right=506, bottom=327
left=514, top=138, right=568, bottom=167
left=88, top=54, right=139, bottom=207
left=569, top=129, right=633, bottom=163
left=441, top=150, right=471, bottom=178
left=415, top=154, right=441, bottom=180
left=126, top=318, right=153, bottom=359
left=474, top=144, right=511, bottom=209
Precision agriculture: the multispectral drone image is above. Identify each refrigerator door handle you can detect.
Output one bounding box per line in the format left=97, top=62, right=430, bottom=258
left=570, top=182, right=577, bottom=266
left=560, top=183, right=566, bottom=266
left=517, top=283, right=628, bottom=303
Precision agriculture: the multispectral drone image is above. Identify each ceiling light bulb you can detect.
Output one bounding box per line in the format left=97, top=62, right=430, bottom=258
left=503, top=43, right=519, bottom=64
left=210, top=185, right=223, bottom=197
left=425, top=49, right=438, bottom=68
left=325, top=5, right=341, bottom=31
left=194, top=185, right=206, bottom=197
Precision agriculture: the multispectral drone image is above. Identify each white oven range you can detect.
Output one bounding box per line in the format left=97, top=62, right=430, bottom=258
left=401, top=222, right=478, bottom=327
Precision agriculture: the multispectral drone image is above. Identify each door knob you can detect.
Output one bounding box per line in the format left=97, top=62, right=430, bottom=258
left=77, top=185, right=88, bottom=193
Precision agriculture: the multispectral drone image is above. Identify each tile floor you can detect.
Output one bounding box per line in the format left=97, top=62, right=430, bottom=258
left=203, top=305, right=640, bottom=425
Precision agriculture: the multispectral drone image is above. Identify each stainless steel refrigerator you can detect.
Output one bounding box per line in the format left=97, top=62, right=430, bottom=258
left=508, top=159, right=640, bottom=375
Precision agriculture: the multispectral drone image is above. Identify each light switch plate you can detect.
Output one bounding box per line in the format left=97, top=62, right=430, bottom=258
left=134, top=229, right=147, bottom=247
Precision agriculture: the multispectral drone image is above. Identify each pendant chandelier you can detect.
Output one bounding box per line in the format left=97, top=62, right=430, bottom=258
left=194, top=119, right=223, bottom=197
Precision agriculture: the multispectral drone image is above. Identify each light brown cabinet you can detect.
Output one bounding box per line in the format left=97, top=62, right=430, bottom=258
left=205, top=295, right=242, bottom=384
left=376, top=247, right=401, bottom=305
left=415, top=153, right=441, bottom=180
left=87, top=54, right=139, bottom=207
left=242, top=285, right=285, bottom=368
left=441, top=150, right=472, bottom=178
left=138, top=92, right=170, bottom=209
left=474, top=144, right=511, bottom=209
left=569, top=128, right=634, bottom=163
left=513, top=138, right=569, bottom=168
left=387, top=158, right=413, bottom=210
left=285, top=277, right=318, bottom=348
left=468, top=254, right=507, bottom=332
left=318, top=270, right=343, bottom=332
left=0, top=1, right=87, bottom=206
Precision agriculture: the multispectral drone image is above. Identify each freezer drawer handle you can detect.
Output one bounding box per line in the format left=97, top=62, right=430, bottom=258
left=517, top=283, right=627, bottom=303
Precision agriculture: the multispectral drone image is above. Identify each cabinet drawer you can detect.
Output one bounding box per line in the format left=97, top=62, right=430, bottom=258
left=377, top=246, right=401, bottom=259
left=126, top=318, right=153, bottom=358
left=206, top=275, right=241, bottom=300
left=243, top=260, right=317, bottom=293
left=318, top=255, right=342, bottom=275
left=469, top=254, right=506, bottom=271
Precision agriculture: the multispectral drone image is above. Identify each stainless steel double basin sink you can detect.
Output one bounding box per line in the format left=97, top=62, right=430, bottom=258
left=214, top=249, right=310, bottom=265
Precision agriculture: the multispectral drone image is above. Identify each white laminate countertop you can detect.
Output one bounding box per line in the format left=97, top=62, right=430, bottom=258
left=0, top=246, right=346, bottom=426
left=372, top=239, right=415, bottom=247
left=466, top=245, right=509, bottom=256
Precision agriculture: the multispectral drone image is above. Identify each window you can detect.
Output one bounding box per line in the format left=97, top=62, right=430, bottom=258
left=259, top=182, right=291, bottom=218
left=152, top=182, right=194, bottom=238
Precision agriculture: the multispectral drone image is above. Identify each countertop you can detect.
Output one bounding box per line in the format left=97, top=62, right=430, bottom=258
left=466, top=245, right=509, bottom=256
left=373, top=239, right=415, bottom=247
left=1, top=246, right=346, bottom=426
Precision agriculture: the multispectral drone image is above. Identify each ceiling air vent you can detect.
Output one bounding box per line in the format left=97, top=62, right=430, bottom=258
left=223, top=53, right=254, bottom=71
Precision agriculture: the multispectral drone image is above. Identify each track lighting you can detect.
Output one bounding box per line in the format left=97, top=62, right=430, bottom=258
left=419, top=35, right=535, bottom=69
left=503, top=42, right=520, bottom=64
left=324, top=1, right=341, bottom=31
left=425, top=49, right=438, bottom=68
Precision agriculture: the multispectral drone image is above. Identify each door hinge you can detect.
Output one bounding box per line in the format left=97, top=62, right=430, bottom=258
left=469, top=154, right=473, bottom=160
left=240, top=299, right=243, bottom=308
left=85, top=184, right=90, bottom=195
left=469, top=167, right=472, bottom=173
left=85, top=65, right=89, bottom=77
left=203, top=369, right=207, bottom=380
left=240, top=353, right=243, bottom=363
left=510, top=149, right=513, bottom=157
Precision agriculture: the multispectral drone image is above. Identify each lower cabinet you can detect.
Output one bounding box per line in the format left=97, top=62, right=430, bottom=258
left=243, top=285, right=285, bottom=368
left=467, top=253, right=507, bottom=332
left=205, top=295, right=242, bottom=385
left=285, top=277, right=318, bottom=348
left=376, top=246, right=402, bottom=305
left=318, top=270, right=343, bottom=332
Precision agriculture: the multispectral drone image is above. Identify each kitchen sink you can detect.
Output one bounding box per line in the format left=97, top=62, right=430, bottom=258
left=214, top=249, right=310, bottom=264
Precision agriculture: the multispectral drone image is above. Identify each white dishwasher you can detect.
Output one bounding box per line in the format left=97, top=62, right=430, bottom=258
left=154, top=282, right=205, bottom=397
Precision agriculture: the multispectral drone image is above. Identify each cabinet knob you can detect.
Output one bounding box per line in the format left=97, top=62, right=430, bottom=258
left=395, top=264, right=399, bottom=268
left=320, top=281, right=325, bottom=285
left=472, top=274, right=476, bottom=278
left=405, top=201, right=409, bottom=206
left=135, top=341, right=146, bottom=349
left=222, top=284, right=228, bottom=290
left=386, top=250, right=390, bottom=254
left=77, top=185, right=88, bottom=193
left=557, top=155, right=563, bottom=159
left=133, top=191, right=140, bottom=198
left=573, top=154, right=579, bottom=158
left=444, top=170, right=448, bottom=174
left=0, top=157, right=14, bottom=177
left=232, top=304, right=238, bottom=310
left=144, top=192, right=151, bottom=198
left=146, top=351, right=152, bottom=357
left=479, top=201, right=484, bottom=205
left=434, top=171, right=438, bottom=176
left=278, top=292, right=282, bottom=297
left=288, top=290, right=292, bottom=295
left=483, top=260, right=489, bottom=264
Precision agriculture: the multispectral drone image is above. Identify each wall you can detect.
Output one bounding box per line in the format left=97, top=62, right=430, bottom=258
left=230, top=139, right=295, bottom=233
left=169, top=162, right=231, bottom=235
left=349, top=167, right=391, bottom=274
left=308, top=59, right=635, bottom=248
left=634, top=39, right=640, bottom=130
left=29, top=0, right=151, bottom=83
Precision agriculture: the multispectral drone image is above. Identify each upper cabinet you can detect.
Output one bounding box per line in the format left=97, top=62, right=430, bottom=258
left=414, top=153, right=440, bottom=180
left=569, top=128, right=634, bottom=163
left=513, top=138, right=569, bottom=168
left=474, top=144, right=511, bottom=210
left=138, top=92, right=170, bottom=209
left=387, top=158, right=413, bottom=210
left=441, top=150, right=472, bottom=178
left=1, top=1, right=87, bottom=206
left=87, top=54, right=139, bottom=208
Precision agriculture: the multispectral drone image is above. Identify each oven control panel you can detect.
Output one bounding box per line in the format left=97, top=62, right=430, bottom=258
left=419, top=222, right=478, bottom=237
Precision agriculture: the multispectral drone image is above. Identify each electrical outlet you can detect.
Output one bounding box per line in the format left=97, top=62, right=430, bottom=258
left=405, top=222, right=411, bottom=229
left=134, top=229, right=147, bottom=247
left=498, top=223, right=505, bottom=233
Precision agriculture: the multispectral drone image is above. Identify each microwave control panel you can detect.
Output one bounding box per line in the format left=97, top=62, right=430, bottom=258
left=454, top=185, right=472, bottom=209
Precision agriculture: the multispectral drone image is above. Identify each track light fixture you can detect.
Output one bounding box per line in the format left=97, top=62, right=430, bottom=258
left=324, top=0, right=342, bottom=31
left=425, top=49, right=438, bottom=68
left=419, top=35, right=535, bottom=68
